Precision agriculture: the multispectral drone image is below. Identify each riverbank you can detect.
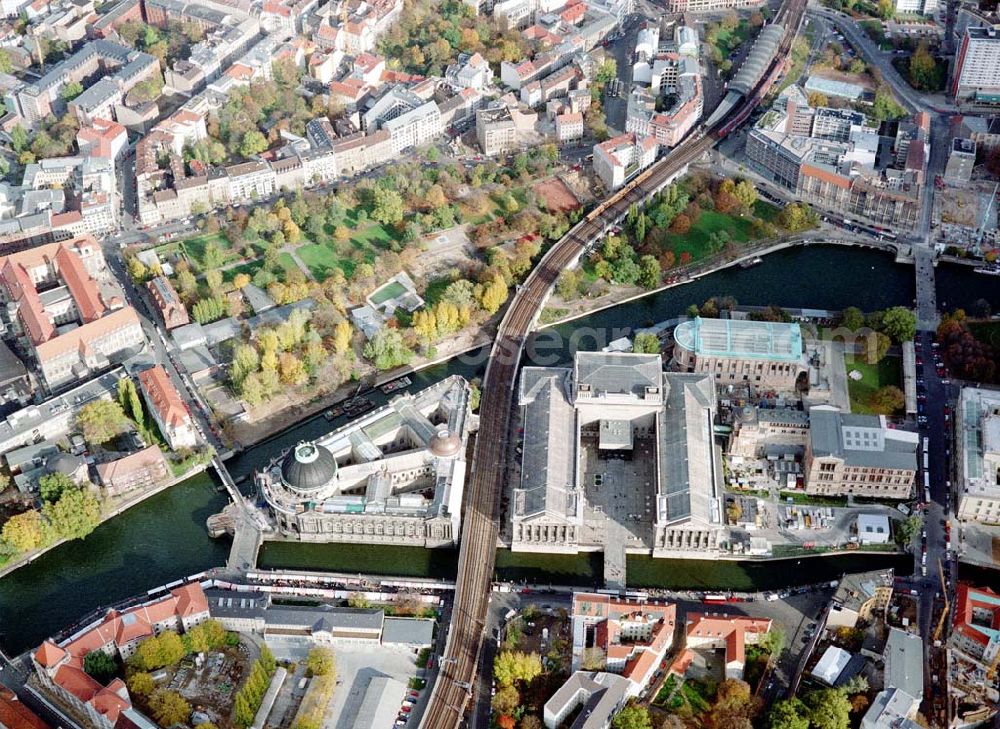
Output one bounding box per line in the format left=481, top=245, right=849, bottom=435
left=539, top=232, right=904, bottom=330
left=0, top=463, right=211, bottom=581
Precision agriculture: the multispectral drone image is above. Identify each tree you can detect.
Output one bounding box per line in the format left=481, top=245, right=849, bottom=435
left=306, top=646, right=335, bottom=676
left=44, top=490, right=100, bottom=542
left=202, top=240, right=226, bottom=270
left=733, top=180, right=758, bottom=212
left=877, top=0, right=894, bottom=18
left=84, top=650, right=118, bottom=684
left=76, top=399, right=129, bottom=445
left=239, top=130, right=268, bottom=158
left=148, top=689, right=191, bottom=727
left=278, top=352, right=308, bottom=386
left=0, top=48, right=11, bottom=74
left=838, top=674, right=869, bottom=696
left=371, top=187, right=406, bottom=226
left=872, top=88, right=906, bottom=121
left=766, top=698, right=809, bottom=729
left=260, top=645, right=276, bottom=675
left=841, top=306, right=865, bottom=331
left=612, top=703, right=652, bottom=729
left=492, top=685, right=520, bottom=715
left=871, top=385, right=905, bottom=414
left=779, top=203, right=815, bottom=232
left=759, top=625, right=786, bottom=657
left=118, top=377, right=144, bottom=425
left=803, top=688, right=851, bottom=729
left=895, top=514, right=921, bottom=546
left=1, top=510, right=47, bottom=552
left=185, top=619, right=227, bottom=652
left=127, top=257, right=148, bottom=282
left=632, top=333, right=660, bottom=354
left=519, top=717, right=543, bottom=729
left=880, top=306, right=916, bottom=343
left=126, top=671, right=156, bottom=697
left=192, top=296, right=227, bottom=324
left=556, top=270, right=581, bottom=300
left=131, top=631, right=187, bottom=671
left=363, top=328, right=414, bottom=370
left=638, top=255, right=661, bottom=289
left=706, top=679, right=758, bottom=728
left=60, top=81, right=84, bottom=101
left=493, top=651, right=542, bottom=687
left=479, top=275, right=508, bottom=314
left=39, top=472, right=76, bottom=503
left=333, top=319, right=353, bottom=355
left=233, top=272, right=251, bottom=289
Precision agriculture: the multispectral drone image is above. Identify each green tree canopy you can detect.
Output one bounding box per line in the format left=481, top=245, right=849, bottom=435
left=76, top=399, right=129, bottom=445
left=841, top=306, right=865, bottom=331
left=38, top=472, right=76, bottom=504
left=632, top=333, right=660, bottom=354
left=148, top=688, right=191, bottom=727
left=0, top=510, right=48, bottom=552
left=611, top=703, right=652, bottom=729
left=803, top=688, right=852, bottom=729
left=880, top=306, right=917, bottom=343
left=44, top=487, right=100, bottom=541
left=363, top=328, right=414, bottom=370
left=306, top=646, right=335, bottom=676
left=493, top=651, right=542, bottom=687
left=371, top=187, right=406, bottom=226
left=766, top=698, right=810, bottom=729
left=84, top=650, right=118, bottom=684
left=239, top=130, right=268, bottom=158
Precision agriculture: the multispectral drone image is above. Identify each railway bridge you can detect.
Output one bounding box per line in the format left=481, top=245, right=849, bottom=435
left=420, top=1, right=808, bottom=725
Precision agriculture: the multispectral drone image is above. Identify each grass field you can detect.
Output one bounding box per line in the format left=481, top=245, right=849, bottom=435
left=180, top=232, right=238, bottom=269
left=846, top=355, right=902, bottom=415
left=711, top=21, right=752, bottom=58
left=664, top=209, right=756, bottom=262
left=297, top=217, right=400, bottom=281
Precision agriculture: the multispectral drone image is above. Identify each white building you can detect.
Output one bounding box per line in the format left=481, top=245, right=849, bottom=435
left=957, top=387, right=1000, bottom=524
left=893, top=0, right=937, bottom=16
left=593, top=132, right=658, bottom=190
left=257, top=376, right=473, bottom=547
left=856, top=513, right=891, bottom=544
left=952, top=27, right=1000, bottom=102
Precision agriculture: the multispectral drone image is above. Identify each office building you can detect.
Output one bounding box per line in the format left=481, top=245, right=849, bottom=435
left=679, top=613, right=772, bottom=679
left=665, top=0, right=762, bottom=11
left=957, top=387, right=1000, bottom=524
left=952, top=27, right=1000, bottom=104
left=893, top=0, right=936, bottom=15
left=804, top=407, right=918, bottom=499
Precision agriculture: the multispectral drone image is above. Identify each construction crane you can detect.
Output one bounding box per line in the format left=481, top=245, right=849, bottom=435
left=971, top=181, right=999, bottom=258
left=933, top=557, right=950, bottom=643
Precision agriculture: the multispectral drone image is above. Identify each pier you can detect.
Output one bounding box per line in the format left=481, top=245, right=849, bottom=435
left=208, top=455, right=265, bottom=572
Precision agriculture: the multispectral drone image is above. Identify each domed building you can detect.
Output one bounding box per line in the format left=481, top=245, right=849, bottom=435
left=257, top=376, right=474, bottom=548
left=281, top=442, right=338, bottom=496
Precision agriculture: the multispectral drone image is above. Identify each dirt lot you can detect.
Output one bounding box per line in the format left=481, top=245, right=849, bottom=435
left=153, top=646, right=250, bottom=728
left=533, top=176, right=582, bottom=214
left=505, top=608, right=573, bottom=674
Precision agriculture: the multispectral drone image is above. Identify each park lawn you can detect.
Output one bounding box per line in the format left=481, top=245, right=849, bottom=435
left=663, top=209, right=755, bottom=262
left=277, top=252, right=301, bottom=279
left=222, top=260, right=264, bottom=284
left=754, top=199, right=781, bottom=222
left=181, top=232, right=238, bottom=269
left=712, top=21, right=752, bottom=57
left=845, top=355, right=902, bottom=415
left=297, top=242, right=375, bottom=280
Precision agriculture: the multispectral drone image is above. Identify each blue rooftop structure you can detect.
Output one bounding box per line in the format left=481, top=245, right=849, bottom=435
left=674, top=317, right=803, bottom=361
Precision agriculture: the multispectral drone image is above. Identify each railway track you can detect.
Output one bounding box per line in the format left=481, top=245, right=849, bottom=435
left=420, top=1, right=805, bottom=725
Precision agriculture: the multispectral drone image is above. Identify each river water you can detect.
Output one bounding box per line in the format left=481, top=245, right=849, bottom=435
left=1, top=245, right=987, bottom=655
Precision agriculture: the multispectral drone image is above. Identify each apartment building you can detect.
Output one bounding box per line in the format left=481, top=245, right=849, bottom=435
left=680, top=613, right=772, bottom=679
left=555, top=112, right=584, bottom=142
left=5, top=39, right=159, bottom=125
left=363, top=86, right=443, bottom=154
left=96, top=444, right=171, bottom=497
left=952, top=26, right=1000, bottom=103
left=477, top=105, right=518, bottom=155
left=0, top=238, right=146, bottom=390
left=957, top=387, right=1000, bottom=524
left=138, top=365, right=198, bottom=450
left=593, top=132, right=658, bottom=190
left=950, top=583, right=1000, bottom=664
left=804, top=407, right=918, bottom=499
left=570, top=593, right=676, bottom=692
left=673, top=317, right=807, bottom=392
left=32, top=583, right=209, bottom=729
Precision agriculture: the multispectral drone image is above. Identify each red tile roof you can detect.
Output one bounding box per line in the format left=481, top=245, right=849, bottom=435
left=34, top=641, right=66, bottom=669
left=35, top=306, right=141, bottom=364
left=55, top=245, right=105, bottom=323
left=138, top=365, right=191, bottom=430
left=0, top=688, right=50, bottom=729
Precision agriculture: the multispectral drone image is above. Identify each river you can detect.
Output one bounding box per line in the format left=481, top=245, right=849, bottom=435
left=0, top=244, right=977, bottom=656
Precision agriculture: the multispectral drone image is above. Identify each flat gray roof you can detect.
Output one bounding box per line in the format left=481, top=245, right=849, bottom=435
left=382, top=617, right=434, bottom=647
